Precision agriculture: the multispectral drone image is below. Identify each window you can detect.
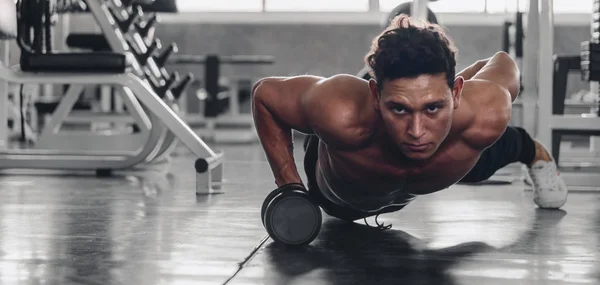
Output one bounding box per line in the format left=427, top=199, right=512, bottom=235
left=487, top=0, right=593, bottom=13
left=264, top=0, right=369, bottom=12
left=176, top=0, right=594, bottom=14
left=379, top=0, right=486, bottom=13
left=379, top=0, right=592, bottom=14
left=553, top=0, right=593, bottom=13
left=485, top=0, right=528, bottom=13
left=428, top=0, right=486, bottom=13
left=176, top=0, right=262, bottom=12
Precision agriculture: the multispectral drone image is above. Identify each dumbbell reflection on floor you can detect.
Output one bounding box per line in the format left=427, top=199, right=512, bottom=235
left=261, top=183, right=322, bottom=246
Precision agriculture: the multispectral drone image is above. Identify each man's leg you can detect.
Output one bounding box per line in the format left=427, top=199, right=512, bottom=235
left=460, top=126, right=536, bottom=183
left=459, top=126, right=568, bottom=209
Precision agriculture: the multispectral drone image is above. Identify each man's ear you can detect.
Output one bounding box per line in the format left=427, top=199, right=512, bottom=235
left=452, top=76, right=465, bottom=109
left=368, top=79, right=381, bottom=110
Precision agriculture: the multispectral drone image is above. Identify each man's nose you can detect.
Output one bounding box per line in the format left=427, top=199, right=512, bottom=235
left=407, top=114, right=426, bottom=139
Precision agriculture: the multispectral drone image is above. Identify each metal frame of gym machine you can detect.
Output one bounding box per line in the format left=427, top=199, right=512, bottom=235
left=0, top=0, right=224, bottom=194
left=21, top=4, right=159, bottom=156
left=534, top=0, right=600, bottom=191
left=83, top=0, right=183, bottom=164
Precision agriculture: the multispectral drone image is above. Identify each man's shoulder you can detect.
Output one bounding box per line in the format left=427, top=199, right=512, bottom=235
left=312, top=74, right=366, bottom=92
left=302, top=74, right=375, bottom=150
left=459, top=79, right=512, bottom=150
left=304, top=73, right=371, bottom=107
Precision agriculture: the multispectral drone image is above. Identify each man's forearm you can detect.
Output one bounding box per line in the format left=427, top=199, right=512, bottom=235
left=456, top=58, right=490, bottom=80
left=252, top=84, right=303, bottom=187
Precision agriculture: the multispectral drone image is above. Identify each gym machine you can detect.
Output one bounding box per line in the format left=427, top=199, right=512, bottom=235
left=79, top=0, right=191, bottom=164
left=54, top=0, right=187, bottom=163
left=532, top=0, right=600, bottom=191
left=169, top=54, right=275, bottom=143
left=0, top=0, right=224, bottom=194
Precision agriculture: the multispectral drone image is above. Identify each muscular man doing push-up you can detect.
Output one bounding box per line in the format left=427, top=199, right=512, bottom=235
left=253, top=15, right=567, bottom=243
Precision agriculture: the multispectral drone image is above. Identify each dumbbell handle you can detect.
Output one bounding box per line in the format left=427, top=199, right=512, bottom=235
left=155, top=72, right=180, bottom=98
left=136, top=14, right=158, bottom=38
left=154, top=43, right=178, bottom=68
left=147, top=72, right=163, bottom=91
left=119, top=6, right=143, bottom=32
left=170, top=73, right=194, bottom=101
left=137, top=38, right=161, bottom=65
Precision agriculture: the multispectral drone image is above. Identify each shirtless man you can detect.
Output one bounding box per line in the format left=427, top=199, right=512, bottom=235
left=252, top=16, right=567, bottom=235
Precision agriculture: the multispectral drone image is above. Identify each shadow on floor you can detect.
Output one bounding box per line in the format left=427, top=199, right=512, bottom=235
left=262, top=219, right=493, bottom=285
left=261, top=208, right=570, bottom=285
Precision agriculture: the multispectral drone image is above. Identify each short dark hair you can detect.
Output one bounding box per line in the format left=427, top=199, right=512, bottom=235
left=365, top=14, right=458, bottom=91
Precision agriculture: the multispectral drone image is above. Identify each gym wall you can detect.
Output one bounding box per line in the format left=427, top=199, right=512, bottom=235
left=155, top=23, right=591, bottom=97
left=5, top=18, right=586, bottom=98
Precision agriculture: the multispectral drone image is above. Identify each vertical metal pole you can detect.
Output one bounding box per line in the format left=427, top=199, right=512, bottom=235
left=368, top=0, right=379, bottom=12
left=520, top=0, right=540, bottom=135
left=0, top=41, right=9, bottom=150
left=411, top=0, right=429, bottom=22
left=589, top=0, right=600, bottom=151
left=537, top=0, right=554, bottom=149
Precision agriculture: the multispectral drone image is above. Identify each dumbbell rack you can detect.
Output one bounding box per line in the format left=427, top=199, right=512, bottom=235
left=86, top=0, right=225, bottom=192
left=536, top=0, right=600, bottom=191
left=31, top=0, right=186, bottom=158
left=78, top=0, right=181, bottom=162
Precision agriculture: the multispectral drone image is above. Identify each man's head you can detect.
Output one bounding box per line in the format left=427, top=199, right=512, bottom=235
left=365, top=14, right=463, bottom=161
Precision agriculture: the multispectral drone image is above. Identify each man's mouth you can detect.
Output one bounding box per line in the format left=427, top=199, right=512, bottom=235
left=404, top=143, right=430, bottom=152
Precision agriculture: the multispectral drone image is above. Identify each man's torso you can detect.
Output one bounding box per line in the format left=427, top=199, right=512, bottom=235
left=309, top=75, right=492, bottom=211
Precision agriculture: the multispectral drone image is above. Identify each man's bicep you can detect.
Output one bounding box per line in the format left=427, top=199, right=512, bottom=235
left=471, top=51, right=520, bottom=101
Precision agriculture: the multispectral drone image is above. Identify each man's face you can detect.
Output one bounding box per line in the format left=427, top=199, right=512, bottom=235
left=370, top=73, right=463, bottom=161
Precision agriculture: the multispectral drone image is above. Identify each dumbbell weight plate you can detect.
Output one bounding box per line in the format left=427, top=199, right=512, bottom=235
left=261, top=188, right=280, bottom=226
left=264, top=190, right=322, bottom=246
left=261, top=183, right=305, bottom=226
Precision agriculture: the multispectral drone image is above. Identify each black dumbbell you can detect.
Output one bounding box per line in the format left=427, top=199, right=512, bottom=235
left=154, top=43, right=178, bottom=78
left=135, top=14, right=159, bottom=44
left=170, top=72, right=194, bottom=101
left=107, top=3, right=143, bottom=33
left=154, top=43, right=177, bottom=67
left=261, top=183, right=322, bottom=246
left=156, top=71, right=180, bottom=97
left=122, top=6, right=143, bottom=32
left=153, top=44, right=178, bottom=79
left=135, top=38, right=160, bottom=65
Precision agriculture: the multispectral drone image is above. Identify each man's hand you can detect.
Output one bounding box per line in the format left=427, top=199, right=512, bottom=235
left=460, top=52, right=520, bottom=102
left=456, top=59, right=489, bottom=81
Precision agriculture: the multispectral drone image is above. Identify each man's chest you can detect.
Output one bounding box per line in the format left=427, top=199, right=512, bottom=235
left=320, top=140, right=480, bottom=195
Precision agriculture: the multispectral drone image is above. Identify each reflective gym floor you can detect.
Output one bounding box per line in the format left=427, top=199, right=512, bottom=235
left=0, top=138, right=598, bottom=285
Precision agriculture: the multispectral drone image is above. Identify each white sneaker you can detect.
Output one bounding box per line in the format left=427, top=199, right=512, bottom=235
left=528, top=160, right=568, bottom=209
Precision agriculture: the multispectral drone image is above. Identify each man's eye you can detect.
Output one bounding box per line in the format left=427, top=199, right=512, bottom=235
left=392, top=106, right=406, bottom=113
left=426, top=105, right=440, bottom=113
